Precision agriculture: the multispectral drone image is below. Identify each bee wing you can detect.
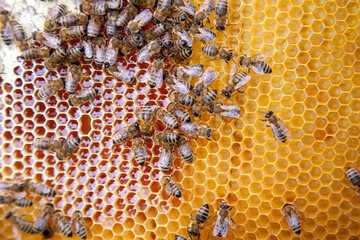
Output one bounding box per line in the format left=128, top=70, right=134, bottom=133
left=199, top=0, right=211, bottom=12
left=219, top=105, right=240, bottom=118
left=229, top=63, right=237, bottom=80
left=174, top=30, right=193, bottom=47
left=249, top=65, right=265, bottom=75
left=122, top=69, right=136, bottom=84
left=96, top=44, right=107, bottom=62
left=179, top=0, right=196, bottom=16
left=137, top=9, right=153, bottom=27
left=213, top=215, right=223, bottom=236
left=0, top=181, right=11, bottom=192
left=137, top=45, right=152, bottom=63
left=229, top=217, right=237, bottom=230
left=253, top=53, right=266, bottom=60
left=172, top=79, right=190, bottom=94
left=153, top=68, right=164, bottom=88
left=278, top=121, right=291, bottom=136
left=234, top=76, right=251, bottom=89
left=43, top=32, right=61, bottom=49
left=220, top=105, right=240, bottom=111
left=105, top=47, right=118, bottom=63
left=4, top=21, right=13, bottom=39
left=183, top=65, right=203, bottom=77
left=196, top=27, right=216, bottom=42
left=83, top=40, right=93, bottom=58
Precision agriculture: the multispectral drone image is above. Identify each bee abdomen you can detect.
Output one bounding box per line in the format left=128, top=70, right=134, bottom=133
left=196, top=204, right=209, bottom=223
left=15, top=197, right=33, bottom=207
left=347, top=168, right=360, bottom=186
left=134, top=148, right=146, bottom=166
left=291, top=224, right=301, bottom=235
left=170, top=183, right=182, bottom=197
left=256, top=61, right=272, bottom=74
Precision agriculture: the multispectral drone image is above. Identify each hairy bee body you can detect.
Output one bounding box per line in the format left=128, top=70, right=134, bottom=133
left=175, top=235, right=188, bottom=240
left=57, top=14, right=89, bottom=28
left=68, top=88, right=98, bottom=107
left=20, top=47, right=50, bottom=60
left=143, top=23, right=169, bottom=42
left=0, top=10, right=12, bottom=45
left=0, top=195, right=33, bottom=207
left=162, top=176, right=181, bottom=197
left=178, top=140, right=194, bottom=163
left=66, top=64, right=81, bottom=93
left=132, top=136, right=147, bottom=166
left=80, top=2, right=109, bottom=15
left=346, top=167, right=360, bottom=189
left=167, top=102, right=191, bottom=122
left=83, top=40, right=93, bottom=63
left=53, top=210, right=73, bottom=237
left=37, top=77, right=65, bottom=100
left=171, top=47, right=192, bottom=64
left=113, top=123, right=140, bottom=145
left=201, top=89, right=217, bottom=106
left=156, top=108, right=179, bottom=130
left=33, top=137, right=64, bottom=151
left=44, top=47, right=67, bottom=70
left=24, top=180, right=57, bottom=197
left=181, top=122, right=212, bottom=139
left=56, top=138, right=81, bottom=160
left=6, top=212, right=37, bottom=234
left=169, top=91, right=196, bottom=107
left=263, top=110, right=289, bottom=143
left=139, top=103, right=155, bottom=136
left=188, top=204, right=210, bottom=238
left=34, top=203, right=54, bottom=233
left=283, top=203, right=301, bottom=235
left=105, top=37, right=122, bottom=68
left=160, top=147, right=173, bottom=173
left=65, top=46, right=84, bottom=64
left=59, top=26, right=87, bottom=41
left=239, top=54, right=272, bottom=74
left=116, top=5, right=137, bottom=28
left=87, top=15, right=103, bottom=39
left=72, top=210, right=87, bottom=240
left=202, top=45, right=233, bottom=62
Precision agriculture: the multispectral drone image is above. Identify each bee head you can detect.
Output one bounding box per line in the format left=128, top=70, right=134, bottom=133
left=216, top=26, right=225, bottom=31
left=191, top=110, right=199, bottom=117
left=226, top=52, right=233, bottom=62
left=265, top=111, right=273, bottom=118
left=220, top=204, right=229, bottom=209
left=209, top=105, right=214, bottom=113
left=104, top=62, right=110, bottom=68
left=180, top=40, right=187, bottom=47
left=180, top=13, right=187, bottom=22
left=188, top=230, right=199, bottom=236
left=5, top=212, right=12, bottom=219
left=206, top=128, right=212, bottom=138
left=134, top=122, right=140, bottom=131
left=222, top=89, right=230, bottom=99
left=239, top=56, right=245, bottom=66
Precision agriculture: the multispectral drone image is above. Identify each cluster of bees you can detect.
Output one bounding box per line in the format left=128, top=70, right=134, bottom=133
left=0, top=177, right=87, bottom=239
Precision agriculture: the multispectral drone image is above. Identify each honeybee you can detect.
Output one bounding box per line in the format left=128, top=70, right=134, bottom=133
left=181, top=122, right=212, bottom=139
left=153, top=0, right=172, bottom=22
left=175, top=235, right=188, bottom=240
left=222, top=64, right=251, bottom=99
left=106, top=0, right=124, bottom=9
left=167, top=102, right=191, bottom=123
left=155, top=108, right=179, bottom=130
left=346, top=167, right=360, bottom=195
left=37, top=77, right=65, bottom=100
left=239, top=54, right=272, bottom=74
left=10, top=20, right=30, bottom=51
left=94, top=39, right=106, bottom=66
left=201, top=89, right=217, bottom=106
left=0, top=195, right=33, bottom=207
left=33, top=136, right=65, bottom=151
left=153, top=132, right=184, bottom=148
left=104, top=36, right=122, bottom=68
left=115, top=5, right=138, bottom=29
left=34, top=203, right=54, bottom=233
left=171, top=40, right=187, bottom=52
left=33, top=30, right=63, bottom=49
left=282, top=203, right=302, bottom=235
left=138, top=102, right=155, bottom=136
left=0, top=180, right=57, bottom=197
left=193, top=67, right=219, bottom=96
left=169, top=9, right=188, bottom=23
left=190, top=102, right=206, bottom=117
left=65, top=46, right=84, bottom=64
left=137, top=39, right=162, bottom=63
left=177, top=138, right=194, bottom=163
left=43, top=4, right=67, bottom=32
left=126, top=9, right=152, bottom=34
left=56, top=137, right=81, bottom=160
left=59, top=26, right=87, bottom=41
left=120, top=33, right=144, bottom=56
left=143, top=23, right=169, bottom=42
left=5, top=212, right=37, bottom=234
left=108, top=63, right=136, bottom=84
left=87, top=15, right=103, bottom=39
left=68, top=88, right=98, bottom=106
left=161, top=31, right=173, bottom=47
left=80, top=1, right=109, bottom=15
left=159, top=147, right=173, bottom=173
left=170, top=47, right=192, bottom=64
left=213, top=203, right=236, bottom=238
left=72, top=210, right=87, bottom=240
left=65, top=63, right=81, bottom=94
left=0, top=10, right=12, bottom=45
left=209, top=104, right=240, bottom=119
left=106, top=11, right=119, bottom=38
left=147, top=56, right=164, bottom=88
left=112, top=123, right=140, bottom=145
left=174, top=64, right=203, bottom=80
left=82, top=39, right=93, bottom=63
left=132, top=136, right=148, bottom=166
left=260, top=108, right=290, bottom=143
left=20, top=47, right=50, bottom=60
left=194, top=0, right=215, bottom=25
left=193, top=27, right=216, bottom=42
left=162, top=175, right=181, bottom=197
left=57, top=13, right=89, bottom=28
left=178, top=0, right=196, bottom=18
left=214, top=0, right=228, bottom=32
left=169, top=90, right=196, bottom=107
left=164, top=74, right=192, bottom=94
left=202, top=45, right=234, bottom=63
left=188, top=204, right=210, bottom=239
left=44, top=47, right=67, bottom=70
left=173, top=28, right=193, bottom=47
left=52, top=210, right=73, bottom=237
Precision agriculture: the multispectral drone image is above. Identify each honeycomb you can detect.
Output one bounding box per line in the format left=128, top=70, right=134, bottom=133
left=0, top=0, right=360, bottom=239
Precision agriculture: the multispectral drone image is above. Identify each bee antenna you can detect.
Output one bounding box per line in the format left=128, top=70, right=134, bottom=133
left=267, top=103, right=272, bottom=112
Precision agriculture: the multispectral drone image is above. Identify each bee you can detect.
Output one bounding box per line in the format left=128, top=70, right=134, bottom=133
left=80, top=1, right=109, bottom=15
left=53, top=210, right=73, bottom=237
left=115, top=5, right=138, bottom=29
left=167, top=102, right=191, bottom=123
left=173, top=29, right=193, bottom=48
left=138, top=102, right=155, bottom=136
left=213, top=203, right=236, bottom=238
left=59, top=26, right=87, bottom=41
left=5, top=212, right=37, bottom=234
left=161, top=31, right=173, bottom=47
left=37, top=77, right=65, bottom=100
left=34, top=203, right=54, bottom=233
left=155, top=107, right=179, bottom=130
left=153, top=0, right=172, bottom=22
left=20, top=47, right=50, bottom=60
left=169, top=90, right=196, bottom=107
left=132, top=136, right=148, bottom=166
left=65, top=63, right=81, bottom=94
left=282, top=203, right=302, bottom=235
left=43, top=4, right=67, bottom=32
left=94, top=39, right=106, bottom=66
left=222, top=65, right=251, bottom=99
left=209, top=104, right=241, bottom=119
left=164, top=74, right=192, bottom=94
left=193, top=67, right=219, bottom=96
left=202, top=45, right=234, bottom=63
left=44, top=47, right=67, bottom=70
left=170, top=47, right=192, bottom=64
left=174, top=64, right=203, bottom=81
left=159, top=147, right=173, bottom=173
left=147, top=55, right=164, bottom=88
left=239, top=54, right=272, bottom=74
left=106, top=11, right=119, bottom=38
left=33, top=136, right=65, bottom=151
left=105, top=36, right=122, bottom=68
left=0, top=180, right=57, bottom=197
left=0, top=195, right=33, bottom=207
left=153, top=131, right=183, bottom=146
left=120, top=33, right=144, bottom=56
left=137, top=39, right=162, bottom=63
left=57, top=13, right=89, bottom=28
left=190, top=26, right=216, bottom=42
left=56, top=137, right=81, bottom=160
left=181, top=122, right=212, bottom=139
left=214, top=0, right=228, bottom=30
left=178, top=0, right=196, bottom=18
left=112, top=123, right=140, bottom=145
left=72, top=210, right=87, bottom=240
left=87, top=15, right=103, bottom=39
left=82, top=39, right=93, bottom=63
left=188, top=204, right=210, bottom=239
left=106, top=0, right=124, bottom=9
left=33, top=31, right=63, bottom=49
left=169, top=9, right=188, bottom=23
left=172, top=40, right=188, bottom=52
left=346, top=167, right=360, bottom=195
left=143, top=23, right=169, bottom=42
left=190, top=102, right=206, bottom=117
left=194, top=0, right=215, bottom=25
left=260, top=108, right=290, bottom=143
left=161, top=175, right=181, bottom=197
left=65, top=46, right=84, bottom=64
left=0, top=10, right=12, bottom=45
left=201, top=89, right=217, bottom=106
left=69, top=88, right=98, bottom=107
left=175, top=235, right=188, bottom=240
left=10, top=20, right=30, bottom=51
left=130, top=0, right=156, bottom=8
left=108, top=63, right=136, bottom=84
left=126, top=9, right=152, bottom=34
left=177, top=138, right=194, bottom=163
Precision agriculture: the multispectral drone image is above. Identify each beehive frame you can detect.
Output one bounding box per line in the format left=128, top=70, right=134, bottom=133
left=0, top=0, right=360, bottom=239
